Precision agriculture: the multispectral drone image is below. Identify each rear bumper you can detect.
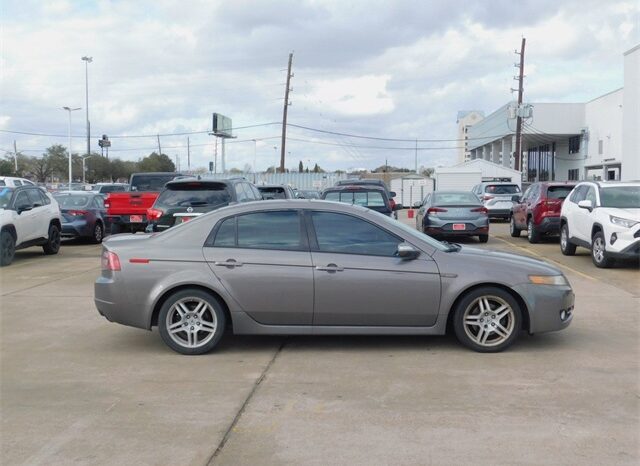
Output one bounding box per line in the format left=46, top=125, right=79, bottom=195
left=537, top=216, right=561, bottom=234
left=424, top=225, right=489, bottom=236
left=486, top=208, right=511, bottom=218
left=61, top=220, right=91, bottom=237
left=423, top=216, right=489, bottom=236
left=106, top=215, right=149, bottom=230
left=95, top=275, right=148, bottom=330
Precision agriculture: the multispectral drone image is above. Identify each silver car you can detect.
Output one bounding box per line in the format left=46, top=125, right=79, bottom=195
left=472, top=182, right=522, bottom=219
left=95, top=200, right=574, bottom=354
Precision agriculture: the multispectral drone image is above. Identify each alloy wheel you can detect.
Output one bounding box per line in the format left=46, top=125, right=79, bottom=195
left=592, top=237, right=605, bottom=263
left=165, top=297, right=217, bottom=349
left=560, top=228, right=567, bottom=249
left=94, top=224, right=103, bottom=243
left=462, top=295, right=515, bottom=347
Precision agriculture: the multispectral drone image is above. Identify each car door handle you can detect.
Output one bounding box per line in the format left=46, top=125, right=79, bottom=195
left=213, top=259, right=243, bottom=267
left=315, top=264, right=344, bottom=272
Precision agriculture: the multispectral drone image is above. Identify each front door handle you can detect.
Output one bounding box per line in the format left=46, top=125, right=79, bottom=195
left=315, top=263, right=344, bottom=272
left=213, top=259, right=243, bottom=267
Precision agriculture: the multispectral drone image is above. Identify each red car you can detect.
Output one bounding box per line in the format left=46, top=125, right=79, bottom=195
left=510, top=181, right=576, bottom=243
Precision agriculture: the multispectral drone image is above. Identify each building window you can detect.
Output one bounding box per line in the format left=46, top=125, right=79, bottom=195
left=598, top=139, right=603, bottom=155
left=568, top=136, right=580, bottom=154
left=568, top=169, right=579, bottom=181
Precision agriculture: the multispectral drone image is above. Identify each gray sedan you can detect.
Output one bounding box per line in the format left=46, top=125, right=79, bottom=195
left=95, top=200, right=574, bottom=354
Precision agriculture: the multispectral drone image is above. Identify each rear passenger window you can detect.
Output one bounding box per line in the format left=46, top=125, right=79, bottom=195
left=213, top=217, right=236, bottom=247
left=26, top=189, right=43, bottom=207
left=235, top=184, right=248, bottom=202
left=237, top=211, right=302, bottom=250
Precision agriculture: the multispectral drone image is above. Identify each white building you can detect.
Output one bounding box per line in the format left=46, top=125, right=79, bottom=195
left=466, top=45, right=639, bottom=182
left=434, top=159, right=522, bottom=191
left=456, top=110, right=484, bottom=164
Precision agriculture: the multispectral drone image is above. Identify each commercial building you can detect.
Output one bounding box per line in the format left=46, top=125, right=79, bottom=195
left=464, top=44, right=639, bottom=182
left=456, top=111, right=485, bottom=163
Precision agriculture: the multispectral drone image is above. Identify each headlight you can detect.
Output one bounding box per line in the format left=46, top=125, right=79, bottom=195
left=609, top=215, right=638, bottom=229
left=529, top=275, right=568, bottom=286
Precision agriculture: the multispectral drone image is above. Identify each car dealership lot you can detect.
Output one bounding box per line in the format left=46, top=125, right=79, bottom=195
left=1, top=219, right=638, bottom=465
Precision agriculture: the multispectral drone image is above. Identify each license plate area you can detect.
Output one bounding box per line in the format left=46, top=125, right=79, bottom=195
left=452, top=223, right=466, bottom=230
left=130, top=215, right=143, bottom=223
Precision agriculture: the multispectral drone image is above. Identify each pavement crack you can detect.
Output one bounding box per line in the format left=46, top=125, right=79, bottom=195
left=206, top=338, right=288, bottom=465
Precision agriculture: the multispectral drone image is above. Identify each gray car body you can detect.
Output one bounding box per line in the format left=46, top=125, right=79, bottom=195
left=95, top=200, right=573, bottom=337
left=415, top=191, right=490, bottom=237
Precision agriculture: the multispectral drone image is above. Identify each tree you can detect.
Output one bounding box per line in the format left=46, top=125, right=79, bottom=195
left=137, top=152, right=175, bottom=172
left=0, top=158, right=16, bottom=177
left=372, top=164, right=411, bottom=173
left=43, top=145, right=70, bottom=181
left=110, top=159, right=137, bottom=182
left=228, top=167, right=243, bottom=174
left=420, top=167, right=434, bottom=177
left=28, top=155, right=54, bottom=182
left=298, top=160, right=304, bottom=172
left=312, top=163, right=325, bottom=173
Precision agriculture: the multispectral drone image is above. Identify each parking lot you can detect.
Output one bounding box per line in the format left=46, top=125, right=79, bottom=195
left=1, top=211, right=638, bottom=466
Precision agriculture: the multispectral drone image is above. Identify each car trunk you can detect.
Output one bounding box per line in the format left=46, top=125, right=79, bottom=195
left=431, top=204, right=485, bottom=220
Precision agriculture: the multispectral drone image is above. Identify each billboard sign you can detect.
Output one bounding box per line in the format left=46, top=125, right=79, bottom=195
left=212, top=113, right=233, bottom=138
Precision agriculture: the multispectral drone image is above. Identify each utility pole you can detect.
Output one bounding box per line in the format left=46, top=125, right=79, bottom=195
left=414, top=139, right=418, bottom=174
left=513, top=37, right=526, bottom=172
left=187, top=137, right=191, bottom=170
left=13, top=140, right=18, bottom=172
left=157, top=134, right=162, bottom=155
left=81, top=56, right=92, bottom=157
left=280, top=52, right=293, bottom=173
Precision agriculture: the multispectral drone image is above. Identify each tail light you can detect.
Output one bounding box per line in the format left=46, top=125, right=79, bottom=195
left=147, top=208, right=164, bottom=221
left=101, top=250, right=121, bottom=271
left=67, top=210, right=89, bottom=216
left=427, top=207, right=448, bottom=214
left=471, top=207, right=489, bottom=214
left=104, top=201, right=110, bottom=208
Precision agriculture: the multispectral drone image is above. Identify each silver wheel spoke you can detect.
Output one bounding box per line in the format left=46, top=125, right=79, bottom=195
left=493, top=322, right=510, bottom=338
left=175, top=302, right=189, bottom=317
left=494, top=305, right=510, bottom=320
left=166, top=297, right=217, bottom=349
left=192, top=330, right=199, bottom=346
left=464, top=315, right=481, bottom=326
left=464, top=295, right=514, bottom=347
left=194, top=302, right=207, bottom=317
left=200, top=321, right=216, bottom=332
left=168, top=321, right=184, bottom=332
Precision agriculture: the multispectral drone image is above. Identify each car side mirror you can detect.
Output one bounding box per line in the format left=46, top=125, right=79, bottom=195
left=396, top=243, right=420, bottom=260
left=412, top=201, right=422, bottom=208
left=16, top=204, right=32, bottom=214
left=389, top=191, right=396, bottom=198
left=511, top=195, right=521, bottom=202
left=578, top=200, right=593, bottom=211
left=393, top=203, right=403, bottom=211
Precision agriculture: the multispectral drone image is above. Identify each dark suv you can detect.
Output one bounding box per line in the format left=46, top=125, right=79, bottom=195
left=510, top=181, right=576, bottom=243
left=334, top=179, right=400, bottom=217
left=146, top=177, right=262, bottom=231
left=257, top=184, right=296, bottom=199
left=321, top=185, right=397, bottom=217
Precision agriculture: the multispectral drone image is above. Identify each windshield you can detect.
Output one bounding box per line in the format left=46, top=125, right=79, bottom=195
left=258, top=187, right=286, bottom=199
left=155, top=186, right=232, bottom=208
left=600, top=186, right=640, bottom=208
left=55, top=195, right=91, bottom=208
left=547, top=186, right=574, bottom=200
left=433, top=192, right=480, bottom=205
left=324, top=190, right=387, bottom=208
left=0, top=187, right=14, bottom=208
left=485, top=184, right=520, bottom=194
left=130, top=175, right=176, bottom=191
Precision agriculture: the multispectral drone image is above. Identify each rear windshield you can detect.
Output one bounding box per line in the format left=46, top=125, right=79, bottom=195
left=600, top=186, right=640, bottom=208
left=324, top=190, right=386, bottom=207
left=433, top=192, right=480, bottom=205
left=485, top=184, right=520, bottom=194
left=155, top=184, right=232, bottom=208
left=258, top=187, right=286, bottom=199
left=547, top=186, right=574, bottom=200
left=130, top=175, right=176, bottom=191
left=55, top=195, right=91, bottom=208
left=0, top=187, right=14, bottom=208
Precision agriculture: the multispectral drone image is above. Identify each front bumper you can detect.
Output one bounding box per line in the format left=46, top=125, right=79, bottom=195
left=511, top=283, right=574, bottom=334
left=606, top=225, right=640, bottom=259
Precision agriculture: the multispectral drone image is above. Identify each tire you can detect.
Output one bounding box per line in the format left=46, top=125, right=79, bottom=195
left=478, top=234, right=489, bottom=243
left=91, top=222, right=104, bottom=244
left=453, top=286, right=522, bottom=353
left=1, top=231, right=16, bottom=267
left=509, top=215, right=521, bottom=237
left=158, top=289, right=227, bottom=355
left=42, top=224, right=61, bottom=255
left=110, top=223, right=122, bottom=235
left=527, top=218, right=540, bottom=243
left=591, top=231, right=613, bottom=268
left=560, top=224, right=576, bottom=256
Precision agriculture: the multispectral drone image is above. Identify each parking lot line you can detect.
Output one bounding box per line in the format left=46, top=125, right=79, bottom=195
left=493, top=236, right=596, bottom=282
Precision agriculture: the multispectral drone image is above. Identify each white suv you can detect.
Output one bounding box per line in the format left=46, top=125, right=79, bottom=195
left=0, top=185, right=62, bottom=266
left=560, top=181, right=640, bottom=268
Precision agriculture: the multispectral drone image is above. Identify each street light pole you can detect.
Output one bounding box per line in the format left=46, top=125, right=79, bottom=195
left=63, top=106, right=81, bottom=191
left=81, top=56, right=92, bottom=157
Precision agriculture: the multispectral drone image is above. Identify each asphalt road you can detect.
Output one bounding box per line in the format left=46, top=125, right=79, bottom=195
left=1, top=213, right=638, bottom=465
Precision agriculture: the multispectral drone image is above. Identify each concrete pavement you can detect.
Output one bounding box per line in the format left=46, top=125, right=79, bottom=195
left=1, top=220, right=638, bottom=465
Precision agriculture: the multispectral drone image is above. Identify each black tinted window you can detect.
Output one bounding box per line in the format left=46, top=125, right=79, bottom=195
left=547, top=186, right=574, bottom=200
left=213, top=217, right=236, bottom=247
left=485, top=184, right=520, bottom=194
left=14, top=191, right=30, bottom=208
left=155, top=185, right=231, bottom=208
left=130, top=175, right=176, bottom=191
left=600, top=186, right=640, bottom=208
left=570, top=185, right=587, bottom=203
left=311, top=212, right=400, bottom=256
left=259, top=187, right=286, bottom=199
left=26, top=189, right=44, bottom=206
left=236, top=211, right=302, bottom=250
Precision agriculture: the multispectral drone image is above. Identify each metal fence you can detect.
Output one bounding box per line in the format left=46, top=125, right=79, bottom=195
left=200, top=172, right=351, bottom=190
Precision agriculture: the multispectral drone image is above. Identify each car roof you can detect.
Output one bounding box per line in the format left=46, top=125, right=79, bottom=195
left=54, top=190, right=98, bottom=196
left=258, top=184, right=288, bottom=189
left=164, top=178, right=232, bottom=188
left=323, top=185, right=387, bottom=193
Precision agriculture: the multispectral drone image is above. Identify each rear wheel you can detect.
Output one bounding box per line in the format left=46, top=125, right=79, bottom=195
left=509, top=215, right=521, bottom=237
left=91, top=222, right=104, bottom=244
left=453, top=287, right=522, bottom=353
left=478, top=234, right=489, bottom=243
left=560, top=224, right=576, bottom=256
left=42, top=224, right=61, bottom=255
left=591, top=231, right=613, bottom=268
left=527, top=218, right=540, bottom=243
left=1, top=231, right=16, bottom=266
left=158, top=289, right=227, bottom=355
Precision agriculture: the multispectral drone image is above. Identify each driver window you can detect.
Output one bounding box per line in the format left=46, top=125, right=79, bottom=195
left=14, top=191, right=31, bottom=209
left=585, top=186, right=597, bottom=204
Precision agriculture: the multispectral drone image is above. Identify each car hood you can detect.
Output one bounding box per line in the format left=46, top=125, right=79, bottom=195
left=449, top=245, right=562, bottom=276
left=604, top=208, right=640, bottom=221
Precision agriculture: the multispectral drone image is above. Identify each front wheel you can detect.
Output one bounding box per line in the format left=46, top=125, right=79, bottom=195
left=509, top=215, right=521, bottom=237
left=158, top=289, right=227, bottom=355
left=42, top=224, right=61, bottom=255
left=453, top=287, right=522, bottom=353
left=560, top=224, right=576, bottom=256
left=591, top=231, right=613, bottom=268
left=1, top=231, right=16, bottom=266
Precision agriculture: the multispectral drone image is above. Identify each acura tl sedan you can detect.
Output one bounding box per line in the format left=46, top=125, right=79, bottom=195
left=95, top=200, right=574, bottom=354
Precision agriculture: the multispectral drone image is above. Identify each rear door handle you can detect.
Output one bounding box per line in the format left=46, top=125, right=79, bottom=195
left=213, top=259, right=243, bottom=267
left=315, top=264, right=344, bottom=272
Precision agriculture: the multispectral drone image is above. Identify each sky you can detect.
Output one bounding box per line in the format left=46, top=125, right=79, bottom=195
left=1, top=0, right=638, bottom=172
